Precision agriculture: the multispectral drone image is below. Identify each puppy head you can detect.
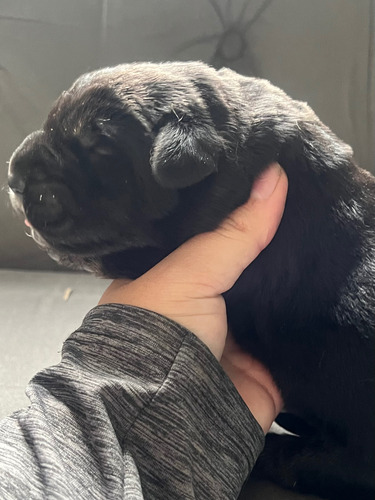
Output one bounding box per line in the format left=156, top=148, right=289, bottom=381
left=8, top=64, right=226, bottom=276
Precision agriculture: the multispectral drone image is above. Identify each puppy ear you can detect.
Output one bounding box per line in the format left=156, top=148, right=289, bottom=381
left=150, top=119, right=222, bottom=189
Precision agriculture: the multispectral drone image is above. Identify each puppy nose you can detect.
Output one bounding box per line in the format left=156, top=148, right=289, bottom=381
left=8, top=173, right=26, bottom=195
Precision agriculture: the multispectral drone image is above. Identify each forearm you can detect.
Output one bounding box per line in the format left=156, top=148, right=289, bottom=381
left=0, top=304, right=264, bottom=499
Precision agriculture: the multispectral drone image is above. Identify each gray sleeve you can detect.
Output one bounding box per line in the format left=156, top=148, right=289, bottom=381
left=0, top=304, right=264, bottom=500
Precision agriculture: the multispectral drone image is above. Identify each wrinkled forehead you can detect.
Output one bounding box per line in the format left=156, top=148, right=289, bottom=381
left=62, top=63, right=209, bottom=125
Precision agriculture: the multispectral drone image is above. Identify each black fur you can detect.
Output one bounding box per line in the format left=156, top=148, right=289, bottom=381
left=8, top=62, right=375, bottom=499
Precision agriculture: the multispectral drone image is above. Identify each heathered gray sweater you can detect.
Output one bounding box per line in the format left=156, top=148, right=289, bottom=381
left=0, top=304, right=264, bottom=499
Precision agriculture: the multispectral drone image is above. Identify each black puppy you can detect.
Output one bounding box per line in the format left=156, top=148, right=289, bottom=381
left=8, top=62, right=375, bottom=499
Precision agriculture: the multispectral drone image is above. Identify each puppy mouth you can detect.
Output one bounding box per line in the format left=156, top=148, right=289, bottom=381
left=8, top=188, right=39, bottom=234
left=8, top=188, right=24, bottom=215
left=8, top=189, right=48, bottom=239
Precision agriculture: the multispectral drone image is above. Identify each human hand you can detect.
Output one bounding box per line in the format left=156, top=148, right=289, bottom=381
left=99, top=163, right=287, bottom=432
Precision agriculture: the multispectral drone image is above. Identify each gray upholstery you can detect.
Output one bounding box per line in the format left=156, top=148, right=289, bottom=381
left=0, top=269, right=109, bottom=418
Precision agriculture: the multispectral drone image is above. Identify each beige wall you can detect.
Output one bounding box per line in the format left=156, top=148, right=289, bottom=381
left=0, top=0, right=374, bottom=269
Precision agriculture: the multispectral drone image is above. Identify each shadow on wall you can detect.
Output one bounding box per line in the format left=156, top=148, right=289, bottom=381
left=0, top=0, right=374, bottom=270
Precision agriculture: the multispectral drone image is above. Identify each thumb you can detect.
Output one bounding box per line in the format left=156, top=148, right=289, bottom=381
left=152, top=163, right=288, bottom=295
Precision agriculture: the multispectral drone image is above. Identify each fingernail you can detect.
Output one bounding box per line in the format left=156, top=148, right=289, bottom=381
left=251, top=163, right=282, bottom=200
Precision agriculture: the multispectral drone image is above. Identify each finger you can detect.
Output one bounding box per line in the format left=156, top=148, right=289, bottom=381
left=146, top=163, right=288, bottom=295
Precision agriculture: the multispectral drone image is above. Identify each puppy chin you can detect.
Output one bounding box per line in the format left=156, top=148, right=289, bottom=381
left=22, top=222, right=102, bottom=274
left=48, top=250, right=103, bottom=275
left=25, top=225, right=53, bottom=255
